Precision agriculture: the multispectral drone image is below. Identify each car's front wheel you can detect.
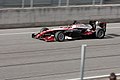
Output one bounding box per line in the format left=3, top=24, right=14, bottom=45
left=55, top=31, right=65, bottom=42
left=40, top=28, right=49, bottom=33
left=32, top=33, right=36, bottom=38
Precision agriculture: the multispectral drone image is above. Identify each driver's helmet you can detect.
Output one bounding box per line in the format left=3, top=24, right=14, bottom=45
left=72, top=20, right=77, bottom=25
left=95, top=21, right=99, bottom=26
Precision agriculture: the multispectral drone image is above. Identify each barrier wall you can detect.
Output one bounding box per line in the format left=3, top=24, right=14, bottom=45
left=0, top=4, right=120, bottom=29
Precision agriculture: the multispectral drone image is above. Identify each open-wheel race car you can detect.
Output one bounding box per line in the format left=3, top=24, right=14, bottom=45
left=32, top=20, right=106, bottom=42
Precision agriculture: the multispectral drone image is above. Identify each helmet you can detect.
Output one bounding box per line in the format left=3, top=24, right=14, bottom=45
left=96, top=21, right=99, bottom=26
left=73, top=20, right=77, bottom=25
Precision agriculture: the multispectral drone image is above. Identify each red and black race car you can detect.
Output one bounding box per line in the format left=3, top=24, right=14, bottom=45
left=32, top=20, right=106, bottom=42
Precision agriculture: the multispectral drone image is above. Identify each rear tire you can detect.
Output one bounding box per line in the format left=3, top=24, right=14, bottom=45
left=96, top=29, right=105, bottom=39
left=55, top=31, right=65, bottom=42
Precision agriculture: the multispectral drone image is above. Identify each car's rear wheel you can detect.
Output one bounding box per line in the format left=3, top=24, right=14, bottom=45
left=40, top=28, right=49, bottom=33
left=55, top=31, right=65, bottom=42
left=96, top=29, right=105, bottom=39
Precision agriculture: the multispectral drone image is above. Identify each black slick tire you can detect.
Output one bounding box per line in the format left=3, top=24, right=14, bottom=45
left=96, top=29, right=105, bottom=39
left=55, top=31, right=65, bottom=42
left=32, top=33, right=35, bottom=38
left=40, top=28, right=49, bottom=33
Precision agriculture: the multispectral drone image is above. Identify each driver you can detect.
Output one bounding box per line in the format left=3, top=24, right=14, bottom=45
left=72, top=20, right=77, bottom=25
left=71, top=20, right=94, bottom=30
left=71, top=20, right=79, bottom=28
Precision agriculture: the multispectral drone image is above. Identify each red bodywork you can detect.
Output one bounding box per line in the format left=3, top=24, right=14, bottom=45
left=34, top=27, right=74, bottom=42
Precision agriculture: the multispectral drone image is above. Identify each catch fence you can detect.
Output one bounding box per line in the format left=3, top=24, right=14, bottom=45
left=0, top=0, right=120, bottom=8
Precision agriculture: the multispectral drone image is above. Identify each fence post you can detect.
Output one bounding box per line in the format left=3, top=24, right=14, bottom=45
left=80, top=44, right=87, bottom=80
left=22, top=0, right=25, bottom=8
left=92, top=0, right=95, bottom=5
left=66, top=0, right=69, bottom=6
left=58, top=0, right=61, bottom=6
left=100, top=0, right=103, bottom=5
left=30, top=0, right=33, bottom=8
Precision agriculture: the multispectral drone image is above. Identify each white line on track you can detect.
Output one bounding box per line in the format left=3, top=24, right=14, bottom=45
left=0, top=32, right=35, bottom=36
left=66, top=73, right=120, bottom=80
left=0, top=26, right=119, bottom=36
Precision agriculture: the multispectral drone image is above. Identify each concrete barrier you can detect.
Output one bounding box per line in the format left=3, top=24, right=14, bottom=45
left=0, top=4, right=120, bottom=29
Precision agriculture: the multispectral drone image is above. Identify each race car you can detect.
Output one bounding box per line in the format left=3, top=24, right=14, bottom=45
left=32, top=20, right=106, bottom=42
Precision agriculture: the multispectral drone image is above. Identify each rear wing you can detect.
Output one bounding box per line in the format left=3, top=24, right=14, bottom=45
left=99, top=22, right=106, bottom=29
left=89, top=20, right=106, bottom=30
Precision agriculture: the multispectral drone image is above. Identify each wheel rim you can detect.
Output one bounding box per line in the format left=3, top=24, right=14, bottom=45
left=97, top=30, right=104, bottom=38
left=58, top=33, right=64, bottom=41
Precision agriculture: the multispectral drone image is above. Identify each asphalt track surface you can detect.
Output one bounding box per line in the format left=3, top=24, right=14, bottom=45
left=0, top=23, right=120, bottom=80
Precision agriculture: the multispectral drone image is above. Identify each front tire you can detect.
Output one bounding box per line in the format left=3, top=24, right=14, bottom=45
left=40, top=28, right=49, bottom=33
left=55, top=31, right=65, bottom=42
left=32, top=33, right=35, bottom=38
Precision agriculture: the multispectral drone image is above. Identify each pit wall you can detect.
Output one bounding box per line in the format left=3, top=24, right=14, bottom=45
left=0, top=4, right=120, bottom=29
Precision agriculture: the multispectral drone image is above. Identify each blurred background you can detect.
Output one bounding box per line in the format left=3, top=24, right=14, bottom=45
left=0, top=0, right=120, bottom=8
